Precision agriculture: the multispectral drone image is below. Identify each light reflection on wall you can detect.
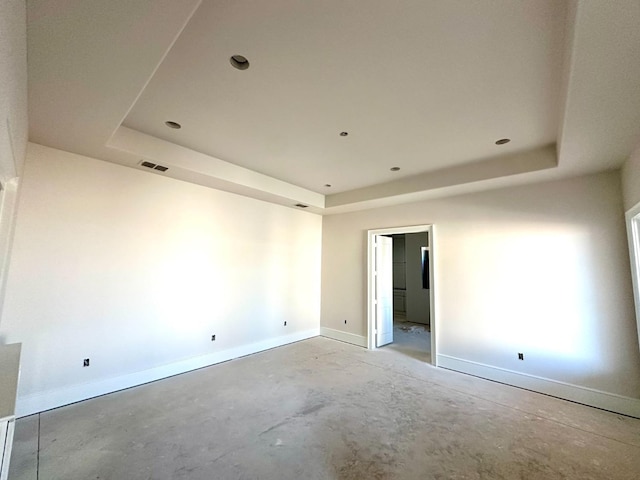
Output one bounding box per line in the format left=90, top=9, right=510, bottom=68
left=489, top=227, right=595, bottom=361
left=442, top=220, right=604, bottom=380
left=149, top=208, right=321, bottom=350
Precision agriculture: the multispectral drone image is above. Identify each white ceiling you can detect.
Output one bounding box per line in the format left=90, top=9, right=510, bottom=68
left=27, top=1, right=640, bottom=214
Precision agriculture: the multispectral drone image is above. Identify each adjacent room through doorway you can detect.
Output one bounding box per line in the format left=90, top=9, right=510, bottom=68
left=367, top=225, right=435, bottom=364
left=388, top=233, right=431, bottom=362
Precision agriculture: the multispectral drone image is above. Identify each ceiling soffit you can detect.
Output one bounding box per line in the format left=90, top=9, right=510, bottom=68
left=26, top=1, right=640, bottom=213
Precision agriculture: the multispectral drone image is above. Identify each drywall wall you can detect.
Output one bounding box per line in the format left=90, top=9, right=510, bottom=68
left=404, top=232, right=429, bottom=325
left=0, top=0, right=27, bottom=328
left=0, top=0, right=27, bottom=182
left=622, top=145, right=640, bottom=211
left=321, top=171, right=640, bottom=414
left=0, top=143, right=322, bottom=416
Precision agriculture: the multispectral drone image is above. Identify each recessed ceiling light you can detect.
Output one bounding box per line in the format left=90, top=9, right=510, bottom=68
left=230, top=55, right=250, bottom=70
left=340, top=132, right=348, bottom=137
left=390, top=167, right=401, bottom=171
left=495, top=138, right=510, bottom=145
left=324, top=184, right=332, bottom=188
left=165, top=121, right=181, bottom=129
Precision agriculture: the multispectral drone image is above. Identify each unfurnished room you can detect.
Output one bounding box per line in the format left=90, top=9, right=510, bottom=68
left=1, top=1, right=640, bottom=479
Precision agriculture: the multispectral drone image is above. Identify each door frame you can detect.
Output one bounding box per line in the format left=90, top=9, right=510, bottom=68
left=625, top=202, right=640, bottom=351
left=367, top=224, right=437, bottom=365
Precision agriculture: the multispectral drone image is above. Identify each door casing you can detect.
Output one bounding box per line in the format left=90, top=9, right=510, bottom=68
left=367, top=224, right=437, bottom=365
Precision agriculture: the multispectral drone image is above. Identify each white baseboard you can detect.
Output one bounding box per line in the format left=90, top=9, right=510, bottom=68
left=320, top=327, right=367, bottom=347
left=17, top=328, right=320, bottom=417
left=437, top=354, right=640, bottom=418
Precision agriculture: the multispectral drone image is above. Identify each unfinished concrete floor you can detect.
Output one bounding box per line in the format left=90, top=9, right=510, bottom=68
left=386, top=319, right=431, bottom=362
left=9, top=337, right=640, bottom=479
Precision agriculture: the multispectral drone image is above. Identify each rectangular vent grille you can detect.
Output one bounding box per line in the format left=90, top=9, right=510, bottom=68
left=139, top=160, right=169, bottom=172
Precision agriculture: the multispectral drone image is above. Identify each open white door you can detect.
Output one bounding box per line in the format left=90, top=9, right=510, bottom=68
left=375, top=235, right=393, bottom=347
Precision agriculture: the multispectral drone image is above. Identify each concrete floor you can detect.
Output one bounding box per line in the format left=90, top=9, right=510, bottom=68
left=9, top=337, right=640, bottom=479
left=386, top=319, right=430, bottom=362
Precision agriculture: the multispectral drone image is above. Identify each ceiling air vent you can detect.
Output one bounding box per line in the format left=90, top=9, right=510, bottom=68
left=295, top=203, right=308, bottom=208
left=139, top=160, right=169, bottom=172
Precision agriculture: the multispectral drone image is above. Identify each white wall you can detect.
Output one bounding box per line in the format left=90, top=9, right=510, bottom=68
left=0, top=143, right=322, bottom=416
left=321, top=171, right=640, bottom=414
left=0, top=0, right=27, bottom=182
left=622, top=145, right=640, bottom=211
left=0, top=0, right=27, bottom=325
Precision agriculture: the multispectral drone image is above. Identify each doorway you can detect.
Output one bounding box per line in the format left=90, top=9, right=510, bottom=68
left=367, top=225, right=436, bottom=365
